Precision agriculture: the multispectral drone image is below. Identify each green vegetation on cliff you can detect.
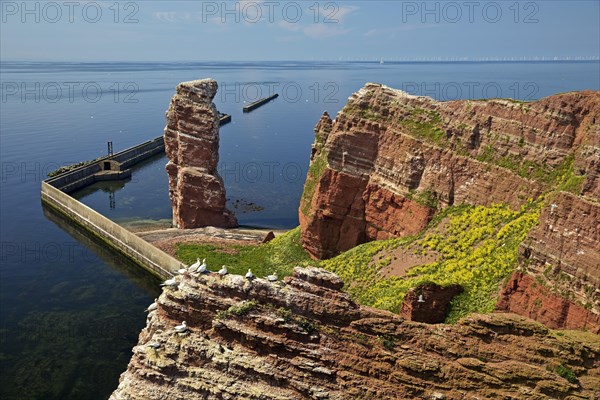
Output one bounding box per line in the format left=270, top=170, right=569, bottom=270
left=175, top=227, right=311, bottom=279
left=175, top=201, right=541, bottom=323
left=320, top=201, right=541, bottom=321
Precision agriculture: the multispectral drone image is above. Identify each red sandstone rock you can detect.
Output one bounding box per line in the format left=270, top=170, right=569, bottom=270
left=497, top=272, right=600, bottom=334
left=401, top=283, right=463, bottom=324
left=110, top=268, right=600, bottom=400
left=164, top=79, right=237, bottom=229
left=516, top=192, right=600, bottom=320
left=300, top=84, right=600, bottom=259
left=261, top=231, right=275, bottom=243
left=299, top=84, right=600, bottom=332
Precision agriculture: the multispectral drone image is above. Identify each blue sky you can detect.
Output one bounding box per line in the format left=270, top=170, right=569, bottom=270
left=1, top=1, right=599, bottom=61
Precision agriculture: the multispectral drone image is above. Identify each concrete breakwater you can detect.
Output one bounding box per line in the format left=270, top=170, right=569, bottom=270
left=41, top=137, right=184, bottom=280
left=46, top=136, right=165, bottom=193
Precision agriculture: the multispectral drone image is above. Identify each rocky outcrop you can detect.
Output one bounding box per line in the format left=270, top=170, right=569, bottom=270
left=110, top=268, right=600, bottom=400
left=164, top=79, right=237, bottom=229
left=497, top=272, right=600, bottom=333
left=300, top=84, right=600, bottom=259
left=401, top=283, right=463, bottom=324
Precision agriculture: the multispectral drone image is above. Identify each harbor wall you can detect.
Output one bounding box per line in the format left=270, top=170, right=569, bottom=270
left=41, top=182, right=182, bottom=279
left=46, top=136, right=165, bottom=192
left=41, top=136, right=183, bottom=280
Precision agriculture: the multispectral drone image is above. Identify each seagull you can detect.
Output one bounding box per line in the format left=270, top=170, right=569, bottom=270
left=188, top=258, right=201, bottom=272
left=144, top=299, right=158, bottom=312
left=160, top=278, right=178, bottom=287
left=177, top=267, right=188, bottom=274
left=147, top=342, right=161, bottom=349
left=245, top=269, right=254, bottom=280
left=218, top=265, right=228, bottom=276
left=196, top=259, right=207, bottom=274
left=174, top=321, right=188, bottom=333
left=417, top=294, right=425, bottom=303
left=266, top=272, right=278, bottom=282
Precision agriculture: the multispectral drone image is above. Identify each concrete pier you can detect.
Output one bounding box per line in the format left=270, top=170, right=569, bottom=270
left=243, top=94, right=279, bottom=112
left=41, top=136, right=185, bottom=280
left=46, top=137, right=164, bottom=193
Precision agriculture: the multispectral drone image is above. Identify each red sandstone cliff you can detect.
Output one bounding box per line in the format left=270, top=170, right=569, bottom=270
left=164, top=79, right=237, bottom=229
left=299, top=84, right=600, bottom=259
left=110, top=268, right=600, bottom=400
left=497, top=192, right=600, bottom=332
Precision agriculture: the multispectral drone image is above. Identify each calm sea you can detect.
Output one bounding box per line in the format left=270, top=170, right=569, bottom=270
left=0, top=61, right=598, bottom=399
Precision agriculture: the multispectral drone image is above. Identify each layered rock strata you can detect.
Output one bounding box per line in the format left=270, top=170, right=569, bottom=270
left=497, top=191, right=600, bottom=327
left=164, top=79, right=237, bottom=229
left=110, top=268, right=600, bottom=400
left=299, top=85, right=600, bottom=259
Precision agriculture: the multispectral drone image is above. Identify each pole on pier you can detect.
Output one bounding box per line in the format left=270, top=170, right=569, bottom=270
left=107, top=141, right=113, bottom=156
left=109, top=191, right=116, bottom=210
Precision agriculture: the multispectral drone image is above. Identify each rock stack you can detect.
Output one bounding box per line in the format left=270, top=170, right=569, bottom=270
left=164, top=79, right=237, bottom=229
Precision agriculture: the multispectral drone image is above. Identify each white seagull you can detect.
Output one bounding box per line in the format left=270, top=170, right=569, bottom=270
left=245, top=269, right=254, bottom=280
left=417, top=294, right=425, bottom=303
left=147, top=342, right=161, bottom=349
left=177, top=267, right=188, bottom=274
left=160, top=278, right=178, bottom=287
left=218, top=265, right=228, bottom=276
left=196, top=258, right=207, bottom=274
left=174, top=321, right=188, bottom=333
left=188, top=258, right=201, bottom=272
left=266, top=272, right=278, bottom=282
left=144, top=299, right=158, bottom=312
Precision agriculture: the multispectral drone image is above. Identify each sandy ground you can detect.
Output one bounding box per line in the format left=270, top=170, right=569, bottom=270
left=132, top=224, right=286, bottom=257
left=377, top=245, right=438, bottom=278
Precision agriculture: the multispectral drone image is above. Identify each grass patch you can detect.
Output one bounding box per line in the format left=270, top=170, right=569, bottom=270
left=555, top=363, right=578, bottom=384
left=400, top=109, right=446, bottom=144
left=216, top=300, right=259, bottom=319
left=477, top=148, right=585, bottom=191
left=406, top=188, right=439, bottom=209
left=175, top=227, right=312, bottom=279
left=300, top=148, right=328, bottom=216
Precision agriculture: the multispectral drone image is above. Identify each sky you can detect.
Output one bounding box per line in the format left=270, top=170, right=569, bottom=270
left=1, top=0, right=599, bottom=61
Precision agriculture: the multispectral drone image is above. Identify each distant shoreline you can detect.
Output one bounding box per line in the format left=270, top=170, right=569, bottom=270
left=2, top=59, right=598, bottom=65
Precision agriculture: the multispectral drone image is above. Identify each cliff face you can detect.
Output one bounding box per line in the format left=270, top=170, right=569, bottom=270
left=299, top=84, right=600, bottom=259
left=496, top=191, right=600, bottom=331
left=110, top=268, right=600, bottom=400
left=164, top=79, right=237, bottom=229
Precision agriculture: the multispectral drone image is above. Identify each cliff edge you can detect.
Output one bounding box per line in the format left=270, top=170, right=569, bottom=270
left=110, top=268, right=599, bottom=400
left=299, top=84, right=599, bottom=259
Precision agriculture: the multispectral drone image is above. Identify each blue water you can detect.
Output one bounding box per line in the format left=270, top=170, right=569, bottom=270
left=1, top=61, right=598, bottom=400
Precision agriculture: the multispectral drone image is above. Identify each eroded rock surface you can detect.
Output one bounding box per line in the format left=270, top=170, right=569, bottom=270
left=300, top=84, right=600, bottom=259
left=497, top=192, right=600, bottom=328
left=110, top=268, right=600, bottom=400
left=498, top=271, right=600, bottom=334
left=164, top=79, right=237, bottom=229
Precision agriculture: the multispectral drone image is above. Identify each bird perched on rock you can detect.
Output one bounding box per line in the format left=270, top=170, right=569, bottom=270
left=160, top=278, right=178, bottom=287
left=266, top=272, right=278, bottom=282
left=177, top=267, right=188, bottom=274
left=417, top=294, right=425, bottom=303
left=218, top=265, right=228, bottom=276
left=144, top=299, right=158, bottom=312
left=245, top=269, right=254, bottom=280
left=196, top=258, right=207, bottom=274
left=174, top=321, right=188, bottom=333
left=147, top=342, right=161, bottom=349
left=188, top=258, right=201, bottom=272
